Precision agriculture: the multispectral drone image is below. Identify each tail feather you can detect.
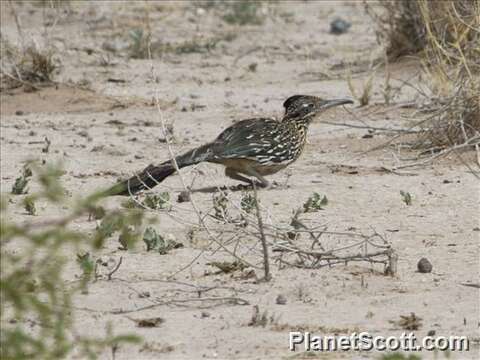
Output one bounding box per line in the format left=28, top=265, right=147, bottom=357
left=107, top=162, right=176, bottom=196
left=103, top=143, right=213, bottom=196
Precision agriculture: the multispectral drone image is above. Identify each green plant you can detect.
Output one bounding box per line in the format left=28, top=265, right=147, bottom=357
left=222, top=1, right=265, bottom=26
left=1, top=164, right=143, bottom=358
left=240, top=192, right=257, bottom=214
left=400, top=190, right=412, bottom=205
left=213, top=192, right=229, bottom=219
left=76, top=252, right=97, bottom=292
left=143, top=192, right=170, bottom=210
left=11, top=165, right=32, bottom=195
left=128, top=28, right=150, bottom=59
left=303, top=192, right=328, bottom=212
left=143, top=227, right=182, bottom=254
left=23, top=196, right=36, bottom=215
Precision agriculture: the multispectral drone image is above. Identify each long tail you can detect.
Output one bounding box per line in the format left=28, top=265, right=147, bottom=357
left=104, top=143, right=213, bottom=196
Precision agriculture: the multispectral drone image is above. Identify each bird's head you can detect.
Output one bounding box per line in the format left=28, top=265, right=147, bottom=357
left=283, top=95, right=353, bottom=122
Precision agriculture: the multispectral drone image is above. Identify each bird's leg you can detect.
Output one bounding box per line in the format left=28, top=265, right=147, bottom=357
left=225, top=167, right=267, bottom=189
left=225, top=167, right=254, bottom=184
left=244, top=167, right=271, bottom=188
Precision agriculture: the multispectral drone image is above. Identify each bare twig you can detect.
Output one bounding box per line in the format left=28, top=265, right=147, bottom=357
left=252, top=184, right=271, bottom=282
left=110, top=296, right=250, bottom=314
left=107, top=257, right=123, bottom=281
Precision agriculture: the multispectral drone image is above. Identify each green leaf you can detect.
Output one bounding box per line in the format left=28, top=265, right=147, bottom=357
left=400, top=190, right=412, bottom=205
left=143, top=192, right=170, bottom=210
left=11, top=166, right=32, bottom=195
left=24, top=196, right=36, bottom=215
left=303, top=192, right=328, bottom=212
left=143, top=227, right=182, bottom=254
left=240, top=192, right=257, bottom=214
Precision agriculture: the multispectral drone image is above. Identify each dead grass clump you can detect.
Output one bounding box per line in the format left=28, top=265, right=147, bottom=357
left=367, top=1, right=480, bottom=152
left=415, top=80, right=479, bottom=149
left=0, top=39, right=58, bottom=91
left=364, top=1, right=426, bottom=59
left=416, top=1, right=479, bottom=151
left=365, top=1, right=479, bottom=62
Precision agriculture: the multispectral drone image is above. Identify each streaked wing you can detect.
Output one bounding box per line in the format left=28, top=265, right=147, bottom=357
left=211, top=118, right=293, bottom=164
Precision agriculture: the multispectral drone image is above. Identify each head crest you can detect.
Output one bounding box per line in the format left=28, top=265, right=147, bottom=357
left=283, top=95, right=306, bottom=109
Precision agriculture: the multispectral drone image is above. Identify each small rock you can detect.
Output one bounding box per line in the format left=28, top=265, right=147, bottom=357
left=98, top=256, right=111, bottom=266
left=417, top=257, right=432, bottom=273
left=276, top=294, right=287, bottom=305
left=201, top=311, right=210, bottom=318
left=330, top=18, right=351, bottom=35
left=15, top=110, right=24, bottom=116
left=177, top=191, right=191, bottom=203
left=139, top=291, right=150, bottom=299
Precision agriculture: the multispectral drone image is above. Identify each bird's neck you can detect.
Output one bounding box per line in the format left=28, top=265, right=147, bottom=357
left=282, top=114, right=313, bottom=128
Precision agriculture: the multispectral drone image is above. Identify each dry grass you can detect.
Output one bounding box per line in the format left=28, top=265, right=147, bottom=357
left=367, top=0, right=480, bottom=152
left=0, top=37, right=58, bottom=91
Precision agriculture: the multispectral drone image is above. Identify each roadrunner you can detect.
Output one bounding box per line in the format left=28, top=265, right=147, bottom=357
left=106, top=95, right=353, bottom=196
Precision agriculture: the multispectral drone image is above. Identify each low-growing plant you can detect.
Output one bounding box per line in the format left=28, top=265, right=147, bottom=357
left=76, top=251, right=97, bottom=290
left=1, top=164, right=144, bottom=358
left=213, top=192, right=229, bottom=220
left=23, top=196, right=36, bottom=215
left=143, top=192, right=170, bottom=210
left=400, top=191, right=412, bottom=206
left=128, top=28, right=150, bottom=59
left=143, top=227, right=182, bottom=254
left=222, top=1, right=265, bottom=26
left=240, top=192, right=257, bottom=214
left=303, top=192, right=328, bottom=212
left=11, top=165, right=32, bottom=195
left=347, top=65, right=376, bottom=107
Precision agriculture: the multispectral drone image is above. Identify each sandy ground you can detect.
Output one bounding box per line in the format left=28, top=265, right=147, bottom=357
left=1, top=2, right=479, bottom=360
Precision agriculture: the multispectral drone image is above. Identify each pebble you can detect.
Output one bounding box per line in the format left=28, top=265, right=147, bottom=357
left=417, top=257, right=433, bottom=273
left=177, top=191, right=191, bottom=203
left=330, top=18, right=351, bottom=35
left=276, top=294, right=287, bottom=305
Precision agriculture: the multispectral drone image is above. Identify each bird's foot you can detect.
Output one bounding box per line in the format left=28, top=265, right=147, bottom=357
left=230, top=181, right=287, bottom=191
left=264, top=180, right=289, bottom=190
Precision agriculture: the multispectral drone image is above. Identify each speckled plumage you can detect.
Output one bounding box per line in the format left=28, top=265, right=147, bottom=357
left=106, top=95, right=353, bottom=196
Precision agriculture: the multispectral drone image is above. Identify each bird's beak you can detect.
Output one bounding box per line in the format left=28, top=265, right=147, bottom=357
left=318, top=98, right=354, bottom=110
